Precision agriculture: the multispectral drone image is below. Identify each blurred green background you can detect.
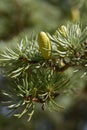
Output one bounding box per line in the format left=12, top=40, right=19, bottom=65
left=0, top=0, right=87, bottom=130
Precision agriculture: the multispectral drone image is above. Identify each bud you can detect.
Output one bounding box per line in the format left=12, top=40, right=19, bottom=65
left=37, top=32, right=52, bottom=59
left=71, top=8, right=80, bottom=22
left=60, top=25, right=67, bottom=37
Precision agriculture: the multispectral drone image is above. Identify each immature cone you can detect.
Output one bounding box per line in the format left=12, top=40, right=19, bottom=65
left=71, top=8, right=80, bottom=22
left=60, top=25, right=67, bottom=37
left=57, top=25, right=67, bottom=52
left=37, top=31, right=52, bottom=59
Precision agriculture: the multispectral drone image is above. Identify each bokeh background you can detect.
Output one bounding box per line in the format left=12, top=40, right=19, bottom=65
left=0, top=0, right=87, bottom=130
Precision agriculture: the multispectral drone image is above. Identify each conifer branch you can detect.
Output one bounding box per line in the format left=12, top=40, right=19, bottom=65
left=0, top=22, right=87, bottom=121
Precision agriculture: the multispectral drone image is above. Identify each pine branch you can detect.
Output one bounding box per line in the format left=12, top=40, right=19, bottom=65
left=0, top=22, right=87, bottom=121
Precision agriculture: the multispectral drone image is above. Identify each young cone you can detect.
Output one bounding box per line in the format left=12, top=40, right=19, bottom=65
left=37, top=31, right=52, bottom=59
left=60, top=25, right=67, bottom=37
